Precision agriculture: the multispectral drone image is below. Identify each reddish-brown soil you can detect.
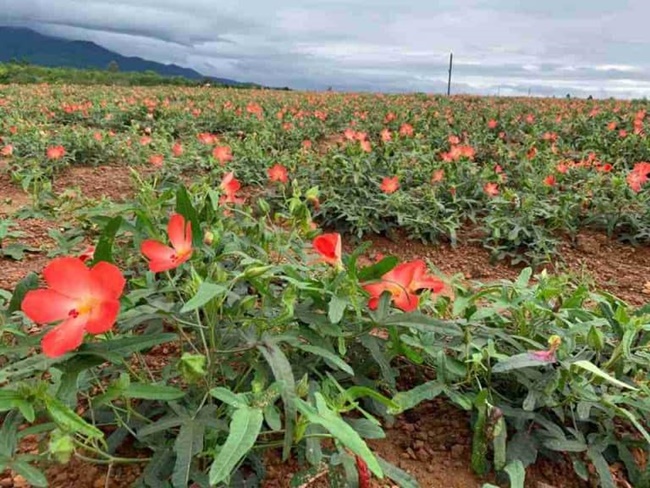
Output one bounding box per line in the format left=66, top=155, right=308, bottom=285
left=1, top=165, right=647, bottom=487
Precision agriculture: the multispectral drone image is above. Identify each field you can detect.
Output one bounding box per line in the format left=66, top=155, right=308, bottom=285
left=0, top=84, right=649, bottom=488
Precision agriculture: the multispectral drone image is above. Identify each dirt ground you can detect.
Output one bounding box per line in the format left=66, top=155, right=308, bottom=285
left=1, top=167, right=647, bottom=487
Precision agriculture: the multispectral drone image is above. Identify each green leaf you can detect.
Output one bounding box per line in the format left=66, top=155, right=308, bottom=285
left=208, top=407, right=264, bottom=485
left=492, top=352, right=555, bottom=373
left=347, top=418, right=385, bottom=439
left=45, top=396, right=103, bottom=439
left=587, top=447, right=616, bottom=488
left=358, top=256, right=398, bottom=282
left=296, top=393, right=382, bottom=478
left=8, top=272, right=39, bottom=313
left=176, top=185, right=202, bottom=245
left=515, top=268, right=532, bottom=288
left=180, top=281, right=227, bottom=313
left=298, top=345, right=353, bottom=375
left=210, top=387, right=249, bottom=409
left=570, top=360, right=637, bottom=390
left=172, top=420, right=205, bottom=488
left=11, top=460, right=47, bottom=487
left=390, top=381, right=444, bottom=414
left=123, top=383, right=185, bottom=401
left=493, top=416, right=507, bottom=471
left=92, top=215, right=123, bottom=264
left=382, top=313, right=463, bottom=336
left=0, top=411, right=21, bottom=457
left=328, top=295, right=347, bottom=324
left=542, top=438, right=587, bottom=452
left=503, top=460, right=525, bottom=488
left=378, top=457, right=419, bottom=488
left=80, top=333, right=177, bottom=358
left=257, top=340, right=296, bottom=461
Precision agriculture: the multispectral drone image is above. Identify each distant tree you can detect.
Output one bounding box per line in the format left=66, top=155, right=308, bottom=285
left=107, top=60, right=119, bottom=73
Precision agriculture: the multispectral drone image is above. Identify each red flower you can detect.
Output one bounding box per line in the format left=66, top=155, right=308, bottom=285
left=46, top=145, right=66, bottom=160
left=380, top=176, right=399, bottom=194
left=484, top=182, right=499, bottom=197
left=363, top=260, right=444, bottom=312
left=1, top=144, right=13, bottom=157
left=268, top=164, right=288, bottom=183
left=356, top=456, right=371, bottom=488
left=219, top=172, right=245, bottom=204
left=197, top=132, right=217, bottom=145
left=543, top=175, right=556, bottom=187
left=556, top=162, right=569, bottom=174
left=399, top=123, right=414, bottom=137
left=213, top=146, right=233, bottom=165
left=141, top=214, right=193, bottom=273
left=380, top=128, right=392, bottom=142
left=627, top=162, right=650, bottom=192
left=149, top=154, right=164, bottom=167
left=172, top=142, right=184, bottom=157
left=448, top=135, right=460, bottom=145
left=359, top=139, right=372, bottom=152
left=431, top=169, right=444, bottom=183
left=312, top=233, right=342, bottom=267
left=139, top=136, right=152, bottom=146
left=21, top=257, right=125, bottom=358
left=488, top=119, right=498, bottom=129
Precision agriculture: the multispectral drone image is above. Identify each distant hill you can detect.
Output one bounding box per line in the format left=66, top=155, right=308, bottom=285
left=0, top=26, right=241, bottom=85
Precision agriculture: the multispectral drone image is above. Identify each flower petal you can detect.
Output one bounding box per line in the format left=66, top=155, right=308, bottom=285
left=90, top=262, right=125, bottom=300
left=392, top=290, right=419, bottom=312
left=85, top=299, right=120, bottom=334
left=141, top=240, right=175, bottom=263
left=21, top=289, right=77, bottom=324
left=41, top=315, right=87, bottom=358
left=167, top=214, right=188, bottom=252
left=43, top=257, right=92, bottom=298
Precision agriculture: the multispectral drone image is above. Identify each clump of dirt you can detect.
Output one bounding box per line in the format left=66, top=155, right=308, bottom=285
left=0, top=174, right=31, bottom=215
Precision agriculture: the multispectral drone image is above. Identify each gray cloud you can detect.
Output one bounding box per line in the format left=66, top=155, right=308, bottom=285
left=1, top=0, right=649, bottom=97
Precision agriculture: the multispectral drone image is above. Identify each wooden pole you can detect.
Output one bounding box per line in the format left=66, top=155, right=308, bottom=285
left=447, top=52, right=453, bottom=96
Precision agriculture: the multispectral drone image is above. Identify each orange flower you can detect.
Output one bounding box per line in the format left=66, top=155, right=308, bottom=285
left=219, top=172, right=245, bottom=204
left=21, top=257, right=125, bottom=357
left=1, top=144, right=13, bottom=157
left=487, top=119, right=498, bottom=129
left=448, top=135, right=460, bottom=145
left=46, top=145, right=66, bottom=160
left=363, top=260, right=444, bottom=312
left=149, top=154, right=164, bottom=167
left=380, top=128, right=392, bottom=142
left=172, top=142, right=184, bottom=157
left=312, top=233, right=342, bottom=268
left=431, top=169, right=444, bottom=183
left=380, top=176, right=399, bottom=194
left=197, top=132, right=217, bottom=145
left=268, top=163, right=288, bottom=183
left=139, top=136, right=152, bottom=146
left=484, top=182, right=499, bottom=197
left=359, top=139, right=372, bottom=152
left=627, top=162, right=650, bottom=192
left=213, top=146, right=233, bottom=165
left=399, top=123, right=414, bottom=137
left=141, top=214, right=193, bottom=273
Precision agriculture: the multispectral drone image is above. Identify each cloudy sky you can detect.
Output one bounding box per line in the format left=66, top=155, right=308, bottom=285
left=1, top=0, right=650, bottom=98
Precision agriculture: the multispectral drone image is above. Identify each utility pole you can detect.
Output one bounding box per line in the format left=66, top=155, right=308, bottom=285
left=447, top=52, right=453, bottom=96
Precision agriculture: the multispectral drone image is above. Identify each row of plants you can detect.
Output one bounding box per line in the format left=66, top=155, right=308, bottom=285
left=1, top=176, right=649, bottom=487
left=1, top=86, right=650, bottom=265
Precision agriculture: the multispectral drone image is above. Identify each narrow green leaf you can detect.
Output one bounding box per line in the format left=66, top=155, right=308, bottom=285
left=209, top=407, right=264, bottom=485
left=8, top=272, right=39, bottom=313
left=492, top=352, right=555, bottom=373
left=327, top=295, right=347, bottom=324
left=571, top=360, right=637, bottom=390
left=298, top=345, right=353, bottom=375
left=176, top=185, right=202, bottom=245
left=378, top=457, right=419, bottom=488
left=45, top=396, right=103, bottom=439
left=210, top=387, right=249, bottom=409
left=390, top=381, right=444, bottom=414
left=123, top=383, right=185, bottom=401
left=180, top=281, right=227, bottom=313
left=296, top=393, right=383, bottom=478
left=172, top=420, right=205, bottom=488
left=92, top=215, right=123, bottom=264
left=257, top=340, right=296, bottom=461
left=587, top=448, right=616, bottom=488
left=358, top=256, right=398, bottom=282
left=503, top=460, right=525, bottom=488
left=11, top=460, right=47, bottom=487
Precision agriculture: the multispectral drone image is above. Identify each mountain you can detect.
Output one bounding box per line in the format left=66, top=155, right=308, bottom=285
left=0, top=26, right=240, bottom=85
